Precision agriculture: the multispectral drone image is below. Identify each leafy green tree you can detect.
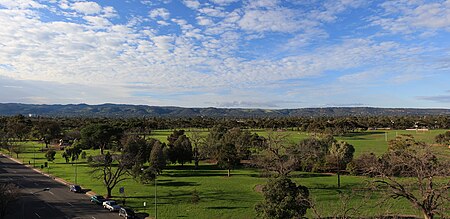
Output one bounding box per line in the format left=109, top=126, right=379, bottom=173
left=256, top=133, right=297, bottom=177
left=255, top=177, right=310, bottom=219
left=293, top=135, right=335, bottom=172
left=31, top=120, right=61, bottom=148
left=80, top=124, right=123, bottom=154
left=122, top=135, right=152, bottom=165
left=149, top=140, right=166, bottom=174
left=188, top=129, right=206, bottom=170
left=45, top=149, right=56, bottom=161
left=216, top=143, right=240, bottom=177
left=168, top=135, right=192, bottom=166
left=326, top=141, right=355, bottom=188
left=388, top=134, right=424, bottom=151
left=435, top=131, right=450, bottom=145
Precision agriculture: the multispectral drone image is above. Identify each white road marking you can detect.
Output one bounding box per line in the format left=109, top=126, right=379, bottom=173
left=34, top=212, right=41, bottom=218
left=48, top=191, right=55, bottom=196
left=67, top=202, right=73, bottom=207
left=91, top=217, right=96, bottom=219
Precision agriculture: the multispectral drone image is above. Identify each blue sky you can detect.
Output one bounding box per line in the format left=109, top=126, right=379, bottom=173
left=0, top=0, right=449, bottom=108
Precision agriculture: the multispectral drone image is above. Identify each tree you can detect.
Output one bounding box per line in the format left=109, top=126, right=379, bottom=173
left=256, top=133, right=297, bottom=177
left=216, top=143, right=240, bottom=177
left=31, top=120, right=61, bottom=148
left=80, top=124, right=123, bottom=154
left=45, top=149, right=56, bottom=161
left=388, top=134, right=423, bottom=151
left=62, top=145, right=82, bottom=163
left=10, top=144, right=24, bottom=159
left=88, top=152, right=130, bottom=197
left=188, top=129, right=206, bottom=170
left=368, top=145, right=450, bottom=219
left=435, top=131, right=450, bottom=146
left=293, top=135, right=335, bottom=172
left=255, top=177, right=310, bottom=219
left=149, top=140, right=166, bottom=174
left=122, top=135, right=152, bottom=166
left=326, top=141, right=355, bottom=188
left=0, top=183, right=20, bottom=219
left=168, top=135, right=192, bottom=166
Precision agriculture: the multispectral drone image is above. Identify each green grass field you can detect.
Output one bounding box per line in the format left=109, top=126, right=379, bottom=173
left=2, top=129, right=448, bottom=218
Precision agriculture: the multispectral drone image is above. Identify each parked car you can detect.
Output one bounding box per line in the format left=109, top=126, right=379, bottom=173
left=103, top=200, right=121, bottom=212
left=90, top=195, right=106, bottom=205
left=69, top=185, right=82, bottom=193
left=118, top=207, right=135, bottom=218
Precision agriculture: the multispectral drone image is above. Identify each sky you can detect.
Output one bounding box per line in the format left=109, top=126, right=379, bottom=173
left=0, top=0, right=449, bottom=109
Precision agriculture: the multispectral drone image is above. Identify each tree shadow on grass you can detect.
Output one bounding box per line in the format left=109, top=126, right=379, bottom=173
left=206, top=206, right=247, bottom=210
left=135, top=212, right=149, bottom=219
left=158, top=181, right=199, bottom=187
left=341, top=131, right=385, bottom=138
left=290, top=173, right=334, bottom=178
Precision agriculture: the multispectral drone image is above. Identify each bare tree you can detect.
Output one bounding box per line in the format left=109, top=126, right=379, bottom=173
left=0, top=183, right=20, bottom=219
left=368, top=145, right=450, bottom=219
left=89, top=152, right=130, bottom=198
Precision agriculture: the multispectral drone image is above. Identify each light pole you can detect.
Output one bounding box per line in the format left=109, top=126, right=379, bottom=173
left=74, top=159, right=78, bottom=184
left=155, top=177, right=157, bottom=219
left=33, top=147, right=36, bottom=168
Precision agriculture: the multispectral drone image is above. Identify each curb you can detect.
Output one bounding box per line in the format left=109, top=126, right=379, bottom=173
left=0, top=152, right=98, bottom=199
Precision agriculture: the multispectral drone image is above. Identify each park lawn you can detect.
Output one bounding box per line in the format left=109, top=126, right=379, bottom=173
left=151, top=129, right=449, bottom=157
left=2, top=129, right=448, bottom=218
left=3, top=144, right=426, bottom=218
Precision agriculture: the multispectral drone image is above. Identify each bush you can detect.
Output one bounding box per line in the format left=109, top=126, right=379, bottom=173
left=191, top=190, right=200, bottom=204
left=255, top=177, right=310, bottom=219
left=81, top=151, right=87, bottom=159
left=45, top=149, right=56, bottom=161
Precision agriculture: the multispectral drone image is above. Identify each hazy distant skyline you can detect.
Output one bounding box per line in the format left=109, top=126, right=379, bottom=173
left=0, top=0, right=449, bottom=108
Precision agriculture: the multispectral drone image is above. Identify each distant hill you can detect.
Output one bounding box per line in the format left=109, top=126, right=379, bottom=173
left=0, top=103, right=449, bottom=118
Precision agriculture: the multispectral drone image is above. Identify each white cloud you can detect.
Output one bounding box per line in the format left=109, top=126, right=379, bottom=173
left=372, top=0, right=450, bottom=34
left=238, top=8, right=301, bottom=33
left=210, top=0, right=239, bottom=6
left=183, top=0, right=201, bottom=10
left=152, top=35, right=174, bottom=50
left=196, top=16, right=213, bottom=26
left=149, top=8, right=170, bottom=20
left=70, top=1, right=102, bottom=15
left=0, top=0, right=45, bottom=9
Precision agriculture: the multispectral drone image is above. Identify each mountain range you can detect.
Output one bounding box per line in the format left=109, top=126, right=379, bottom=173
left=0, top=103, right=449, bottom=118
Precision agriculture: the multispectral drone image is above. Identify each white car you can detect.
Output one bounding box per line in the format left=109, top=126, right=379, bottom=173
left=103, top=200, right=121, bottom=212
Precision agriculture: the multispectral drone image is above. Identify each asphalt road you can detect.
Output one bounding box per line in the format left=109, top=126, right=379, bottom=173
left=0, top=154, right=123, bottom=219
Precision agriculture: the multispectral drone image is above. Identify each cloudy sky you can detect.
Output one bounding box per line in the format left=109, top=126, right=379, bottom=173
left=0, top=0, right=449, bottom=108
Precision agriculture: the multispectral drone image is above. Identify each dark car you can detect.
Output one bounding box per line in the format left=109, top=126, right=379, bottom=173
left=69, top=185, right=82, bottom=193
left=118, top=207, right=135, bottom=218
left=90, top=195, right=106, bottom=205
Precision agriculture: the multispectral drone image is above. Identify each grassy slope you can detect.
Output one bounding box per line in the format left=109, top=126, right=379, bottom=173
left=2, top=129, right=448, bottom=218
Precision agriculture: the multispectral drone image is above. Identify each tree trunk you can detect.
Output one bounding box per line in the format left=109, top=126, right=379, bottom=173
left=227, top=169, right=231, bottom=177
left=423, top=210, right=433, bottom=219
left=107, top=187, right=112, bottom=198
left=194, top=160, right=199, bottom=170
left=337, top=171, right=341, bottom=188
left=100, top=146, right=104, bottom=155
